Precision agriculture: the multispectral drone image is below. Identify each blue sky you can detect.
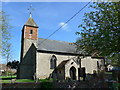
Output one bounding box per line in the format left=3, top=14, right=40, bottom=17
left=2, top=2, right=94, bottom=63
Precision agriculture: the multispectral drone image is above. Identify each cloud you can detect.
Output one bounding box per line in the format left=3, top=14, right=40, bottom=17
left=59, top=22, right=71, bottom=32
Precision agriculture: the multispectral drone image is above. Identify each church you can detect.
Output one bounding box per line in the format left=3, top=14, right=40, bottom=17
left=17, top=14, right=105, bottom=80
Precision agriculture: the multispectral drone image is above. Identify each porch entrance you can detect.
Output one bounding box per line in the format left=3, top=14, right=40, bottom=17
left=70, top=66, right=76, bottom=80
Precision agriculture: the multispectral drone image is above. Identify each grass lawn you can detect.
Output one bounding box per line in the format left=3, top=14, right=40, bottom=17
left=0, top=75, right=16, bottom=79
left=1, top=77, right=53, bottom=83
left=105, top=72, right=112, bottom=74
left=39, top=78, right=53, bottom=82
left=1, top=75, right=53, bottom=88
left=1, top=79, right=35, bottom=83
left=16, top=79, right=35, bottom=83
left=0, top=75, right=53, bottom=84
left=1, top=79, right=53, bottom=88
left=1, top=80, right=11, bottom=83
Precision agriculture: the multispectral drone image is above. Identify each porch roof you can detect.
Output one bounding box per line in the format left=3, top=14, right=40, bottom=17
left=56, top=60, right=70, bottom=69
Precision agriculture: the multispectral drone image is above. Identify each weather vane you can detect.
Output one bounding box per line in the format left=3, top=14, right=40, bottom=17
left=28, top=5, right=34, bottom=17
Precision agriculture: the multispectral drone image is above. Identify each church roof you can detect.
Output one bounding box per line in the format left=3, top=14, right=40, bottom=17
left=24, top=17, right=38, bottom=28
left=37, top=38, right=79, bottom=54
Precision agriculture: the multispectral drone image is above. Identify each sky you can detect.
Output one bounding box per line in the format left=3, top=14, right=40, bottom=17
left=2, top=2, right=95, bottom=63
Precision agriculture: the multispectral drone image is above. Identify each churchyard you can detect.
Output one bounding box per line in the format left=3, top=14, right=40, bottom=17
left=1, top=71, right=120, bottom=89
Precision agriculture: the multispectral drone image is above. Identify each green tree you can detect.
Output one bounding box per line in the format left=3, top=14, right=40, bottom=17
left=0, top=11, right=12, bottom=64
left=76, top=2, right=120, bottom=66
left=7, top=60, right=19, bottom=69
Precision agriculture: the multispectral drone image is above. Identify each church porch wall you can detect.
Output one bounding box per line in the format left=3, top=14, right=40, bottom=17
left=65, top=60, right=79, bottom=80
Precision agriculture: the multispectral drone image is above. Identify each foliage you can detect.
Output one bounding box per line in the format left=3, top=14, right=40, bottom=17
left=110, top=83, right=120, bottom=89
left=76, top=2, right=120, bottom=66
left=5, top=70, right=13, bottom=75
left=1, top=70, right=16, bottom=76
left=0, top=11, right=12, bottom=63
left=7, top=60, right=19, bottom=69
left=41, top=82, right=53, bottom=88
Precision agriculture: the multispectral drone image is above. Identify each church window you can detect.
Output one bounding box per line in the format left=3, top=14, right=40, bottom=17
left=50, top=55, right=57, bottom=69
left=30, top=30, right=33, bottom=34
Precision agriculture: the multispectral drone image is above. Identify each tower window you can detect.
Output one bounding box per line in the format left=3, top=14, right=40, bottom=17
left=30, top=30, right=33, bottom=34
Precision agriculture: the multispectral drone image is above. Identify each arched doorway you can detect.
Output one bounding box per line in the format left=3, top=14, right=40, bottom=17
left=70, top=66, right=76, bottom=80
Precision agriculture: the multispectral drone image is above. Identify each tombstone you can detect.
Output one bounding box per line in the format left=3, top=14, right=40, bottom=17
left=79, top=67, right=86, bottom=81
left=11, top=79, right=16, bottom=83
left=82, top=67, right=86, bottom=81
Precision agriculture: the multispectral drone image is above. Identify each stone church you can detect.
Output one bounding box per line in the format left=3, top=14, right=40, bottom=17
left=17, top=15, right=105, bottom=80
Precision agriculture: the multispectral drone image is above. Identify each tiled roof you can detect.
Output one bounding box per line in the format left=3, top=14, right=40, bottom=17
left=56, top=60, right=70, bottom=69
left=25, top=17, right=38, bottom=27
left=37, top=38, right=78, bottom=54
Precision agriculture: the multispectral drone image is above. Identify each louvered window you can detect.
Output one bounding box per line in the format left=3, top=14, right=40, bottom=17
left=30, top=30, right=33, bottom=34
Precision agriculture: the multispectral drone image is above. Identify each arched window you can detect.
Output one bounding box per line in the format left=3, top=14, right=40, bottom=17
left=30, top=30, right=33, bottom=34
left=50, top=55, right=57, bottom=69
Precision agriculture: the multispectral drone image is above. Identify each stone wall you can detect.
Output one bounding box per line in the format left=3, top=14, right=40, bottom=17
left=81, top=57, right=100, bottom=74
left=36, top=52, right=76, bottom=79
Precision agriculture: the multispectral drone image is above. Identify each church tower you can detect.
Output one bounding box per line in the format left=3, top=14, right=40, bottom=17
left=18, top=13, right=38, bottom=79
left=20, top=14, right=39, bottom=61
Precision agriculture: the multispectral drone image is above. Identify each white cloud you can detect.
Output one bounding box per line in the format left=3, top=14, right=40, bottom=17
left=59, top=22, right=71, bottom=32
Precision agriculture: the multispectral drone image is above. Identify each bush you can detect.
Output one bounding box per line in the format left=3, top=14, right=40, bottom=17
left=1, top=70, right=15, bottom=76
left=41, top=82, right=53, bottom=88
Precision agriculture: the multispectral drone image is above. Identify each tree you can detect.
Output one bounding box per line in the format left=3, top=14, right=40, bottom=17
left=11, top=60, right=19, bottom=69
left=7, top=60, right=19, bottom=69
left=0, top=11, right=12, bottom=64
left=76, top=2, right=120, bottom=66
left=6, top=61, right=12, bottom=68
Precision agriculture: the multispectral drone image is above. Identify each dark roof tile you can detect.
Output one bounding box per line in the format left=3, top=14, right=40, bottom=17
left=56, top=60, right=70, bottom=69
left=37, top=38, right=78, bottom=54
